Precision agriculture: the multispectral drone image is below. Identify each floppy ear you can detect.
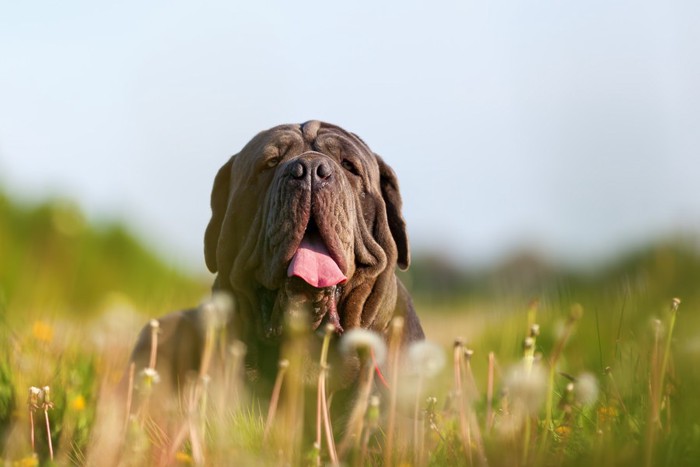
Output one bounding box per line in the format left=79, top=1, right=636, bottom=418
left=375, top=154, right=410, bottom=270
left=204, top=157, right=234, bottom=273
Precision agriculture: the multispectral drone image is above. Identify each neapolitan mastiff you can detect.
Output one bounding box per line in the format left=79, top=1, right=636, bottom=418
left=130, top=120, right=424, bottom=394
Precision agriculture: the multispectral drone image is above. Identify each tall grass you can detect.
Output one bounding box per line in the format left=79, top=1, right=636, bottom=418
left=4, top=192, right=700, bottom=464
left=1, top=288, right=696, bottom=466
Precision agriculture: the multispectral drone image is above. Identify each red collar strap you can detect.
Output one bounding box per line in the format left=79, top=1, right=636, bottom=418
left=371, top=347, right=390, bottom=389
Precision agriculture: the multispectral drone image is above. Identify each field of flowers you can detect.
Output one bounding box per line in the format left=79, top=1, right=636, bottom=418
left=2, top=193, right=699, bottom=465
left=2, top=282, right=698, bottom=465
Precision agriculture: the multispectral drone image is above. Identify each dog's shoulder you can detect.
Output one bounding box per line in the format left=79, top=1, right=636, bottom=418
left=130, top=308, right=205, bottom=390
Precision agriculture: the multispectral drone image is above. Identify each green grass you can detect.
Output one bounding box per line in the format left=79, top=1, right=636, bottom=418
left=2, top=191, right=700, bottom=465
left=1, top=283, right=698, bottom=466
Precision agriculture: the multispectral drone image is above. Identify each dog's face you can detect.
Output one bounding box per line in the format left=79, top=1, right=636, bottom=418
left=204, top=121, right=409, bottom=343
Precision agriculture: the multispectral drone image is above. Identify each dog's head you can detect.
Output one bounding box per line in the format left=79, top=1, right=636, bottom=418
left=204, top=121, right=409, bottom=342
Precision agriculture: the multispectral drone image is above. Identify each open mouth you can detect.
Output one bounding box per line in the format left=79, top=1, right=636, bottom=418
left=287, top=219, right=347, bottom=288
left=261, top=218, right=348, bottom=340
left=285, top=219, right=347, bottom=333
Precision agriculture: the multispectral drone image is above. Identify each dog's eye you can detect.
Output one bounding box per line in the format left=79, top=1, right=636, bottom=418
left=265, top=157, right=281, bottom=169
left=341, top=159, right=360, bottom=175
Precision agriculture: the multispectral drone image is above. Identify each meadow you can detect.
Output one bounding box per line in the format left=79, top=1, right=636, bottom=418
left=1, top=192, right=699, bottom=466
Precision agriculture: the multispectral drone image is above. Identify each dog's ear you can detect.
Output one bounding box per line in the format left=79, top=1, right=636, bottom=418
left=204, top=156, right=234, bottom=273
left=375, top=154, right=410, bottom=270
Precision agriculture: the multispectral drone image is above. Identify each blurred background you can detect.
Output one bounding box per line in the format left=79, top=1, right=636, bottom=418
left=1, top=1, right=699, bottom=321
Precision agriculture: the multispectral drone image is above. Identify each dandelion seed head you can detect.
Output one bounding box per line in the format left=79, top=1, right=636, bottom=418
left=504, top=363, right=547, bottom=415
left=570, top=304, right=584, bottom=321
left=671, top=297, right=681, bottom=311
left=28, top=387, right=42, bottom=408
left=407, top=341, right=446, bottom=378
left=229, top=340, right=247, bottom=358
left=650, top=318, right=664, bottom=334
left=340, top=329, right=387, bottom=365
left=574, top=372, right=599, bottom=406
left=139, top=367, right=161, bottom=386
left=202, top=291, right=235, bottom=329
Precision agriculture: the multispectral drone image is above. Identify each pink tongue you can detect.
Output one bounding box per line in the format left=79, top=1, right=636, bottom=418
left=287, top=232, right=347, bottom=288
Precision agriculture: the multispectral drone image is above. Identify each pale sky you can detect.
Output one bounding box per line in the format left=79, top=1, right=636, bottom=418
left=1, top=1, right=699, bottom=271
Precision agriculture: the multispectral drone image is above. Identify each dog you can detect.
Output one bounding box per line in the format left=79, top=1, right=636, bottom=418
left=129, top=120, right=424, bottom=397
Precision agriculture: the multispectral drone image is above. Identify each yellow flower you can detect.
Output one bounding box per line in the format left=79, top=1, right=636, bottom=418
left=14, top=454, right=39, bottom=466
left=32, top=321, right=53, bottom=342
left=70, top=395, right=86, bottom=411
left=597, top=405, right=618, bottom=424
left=555, top=425, right=572, bottom=439
left=174, top=451, right=193, bottom=464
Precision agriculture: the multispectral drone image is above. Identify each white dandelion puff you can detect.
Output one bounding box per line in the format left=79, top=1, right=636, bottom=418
left=202, top=291, right=235, bottom=329
left=139, top=367, right=161, bottom=387
left=407, top=341, right=446, bottom=378
left=504, top=363, right=547, bottom=415
left=574, top=372, right=599, bottom=407
left=340, top=329, right=387, bottom=365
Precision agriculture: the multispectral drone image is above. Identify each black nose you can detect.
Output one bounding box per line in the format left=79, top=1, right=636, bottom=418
left=289, top=156, right=333, bottom=187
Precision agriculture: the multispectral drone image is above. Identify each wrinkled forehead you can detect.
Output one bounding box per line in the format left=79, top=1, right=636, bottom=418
left=238, top=123, right=377, bottom=168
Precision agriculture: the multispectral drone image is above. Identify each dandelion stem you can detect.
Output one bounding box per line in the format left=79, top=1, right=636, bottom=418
left=539, top=305, right=582, bottom=460
left=544, top=306, right=581, bottom=431
left=123, top=362, right=135, bottom=435
left=645, top=318, right=663, bottom=467
left=453, top=339, right=472, bottom=465
left=44, top=409, right=53, bottom=461
left=264, top=359, right=289, bottom=441
left=657, top=298, right=680, bottom=422
left=28, top=387, right=41, bottom=455
left=317, top=324, right=338, bottom=465
left=360, top=396, right=380, bottom=467
left=339, top=356, right=375, bottom=456
left=316, top=369, right=323, bottom=458
left=605, top=367, right=631, bottom=420
left=464, top=349, right=488, bottom=467
left=522, top=415, right=531, bottom=465
left=29, top=410, right=35, bottom=453
left=544, top=365, right=556, bottom=433
left=320, top=373, right=338, bottom=465
left=148, top=319, right=159, bottom=370
left=487, top=352, right=495, bottom=432
left=413, top=375, right=425, bottom=467
left=384, top=316, right=404, bottom=467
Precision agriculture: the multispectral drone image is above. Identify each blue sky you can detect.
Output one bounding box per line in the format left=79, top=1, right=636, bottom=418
left=1, top=1, right=699, bottom=271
